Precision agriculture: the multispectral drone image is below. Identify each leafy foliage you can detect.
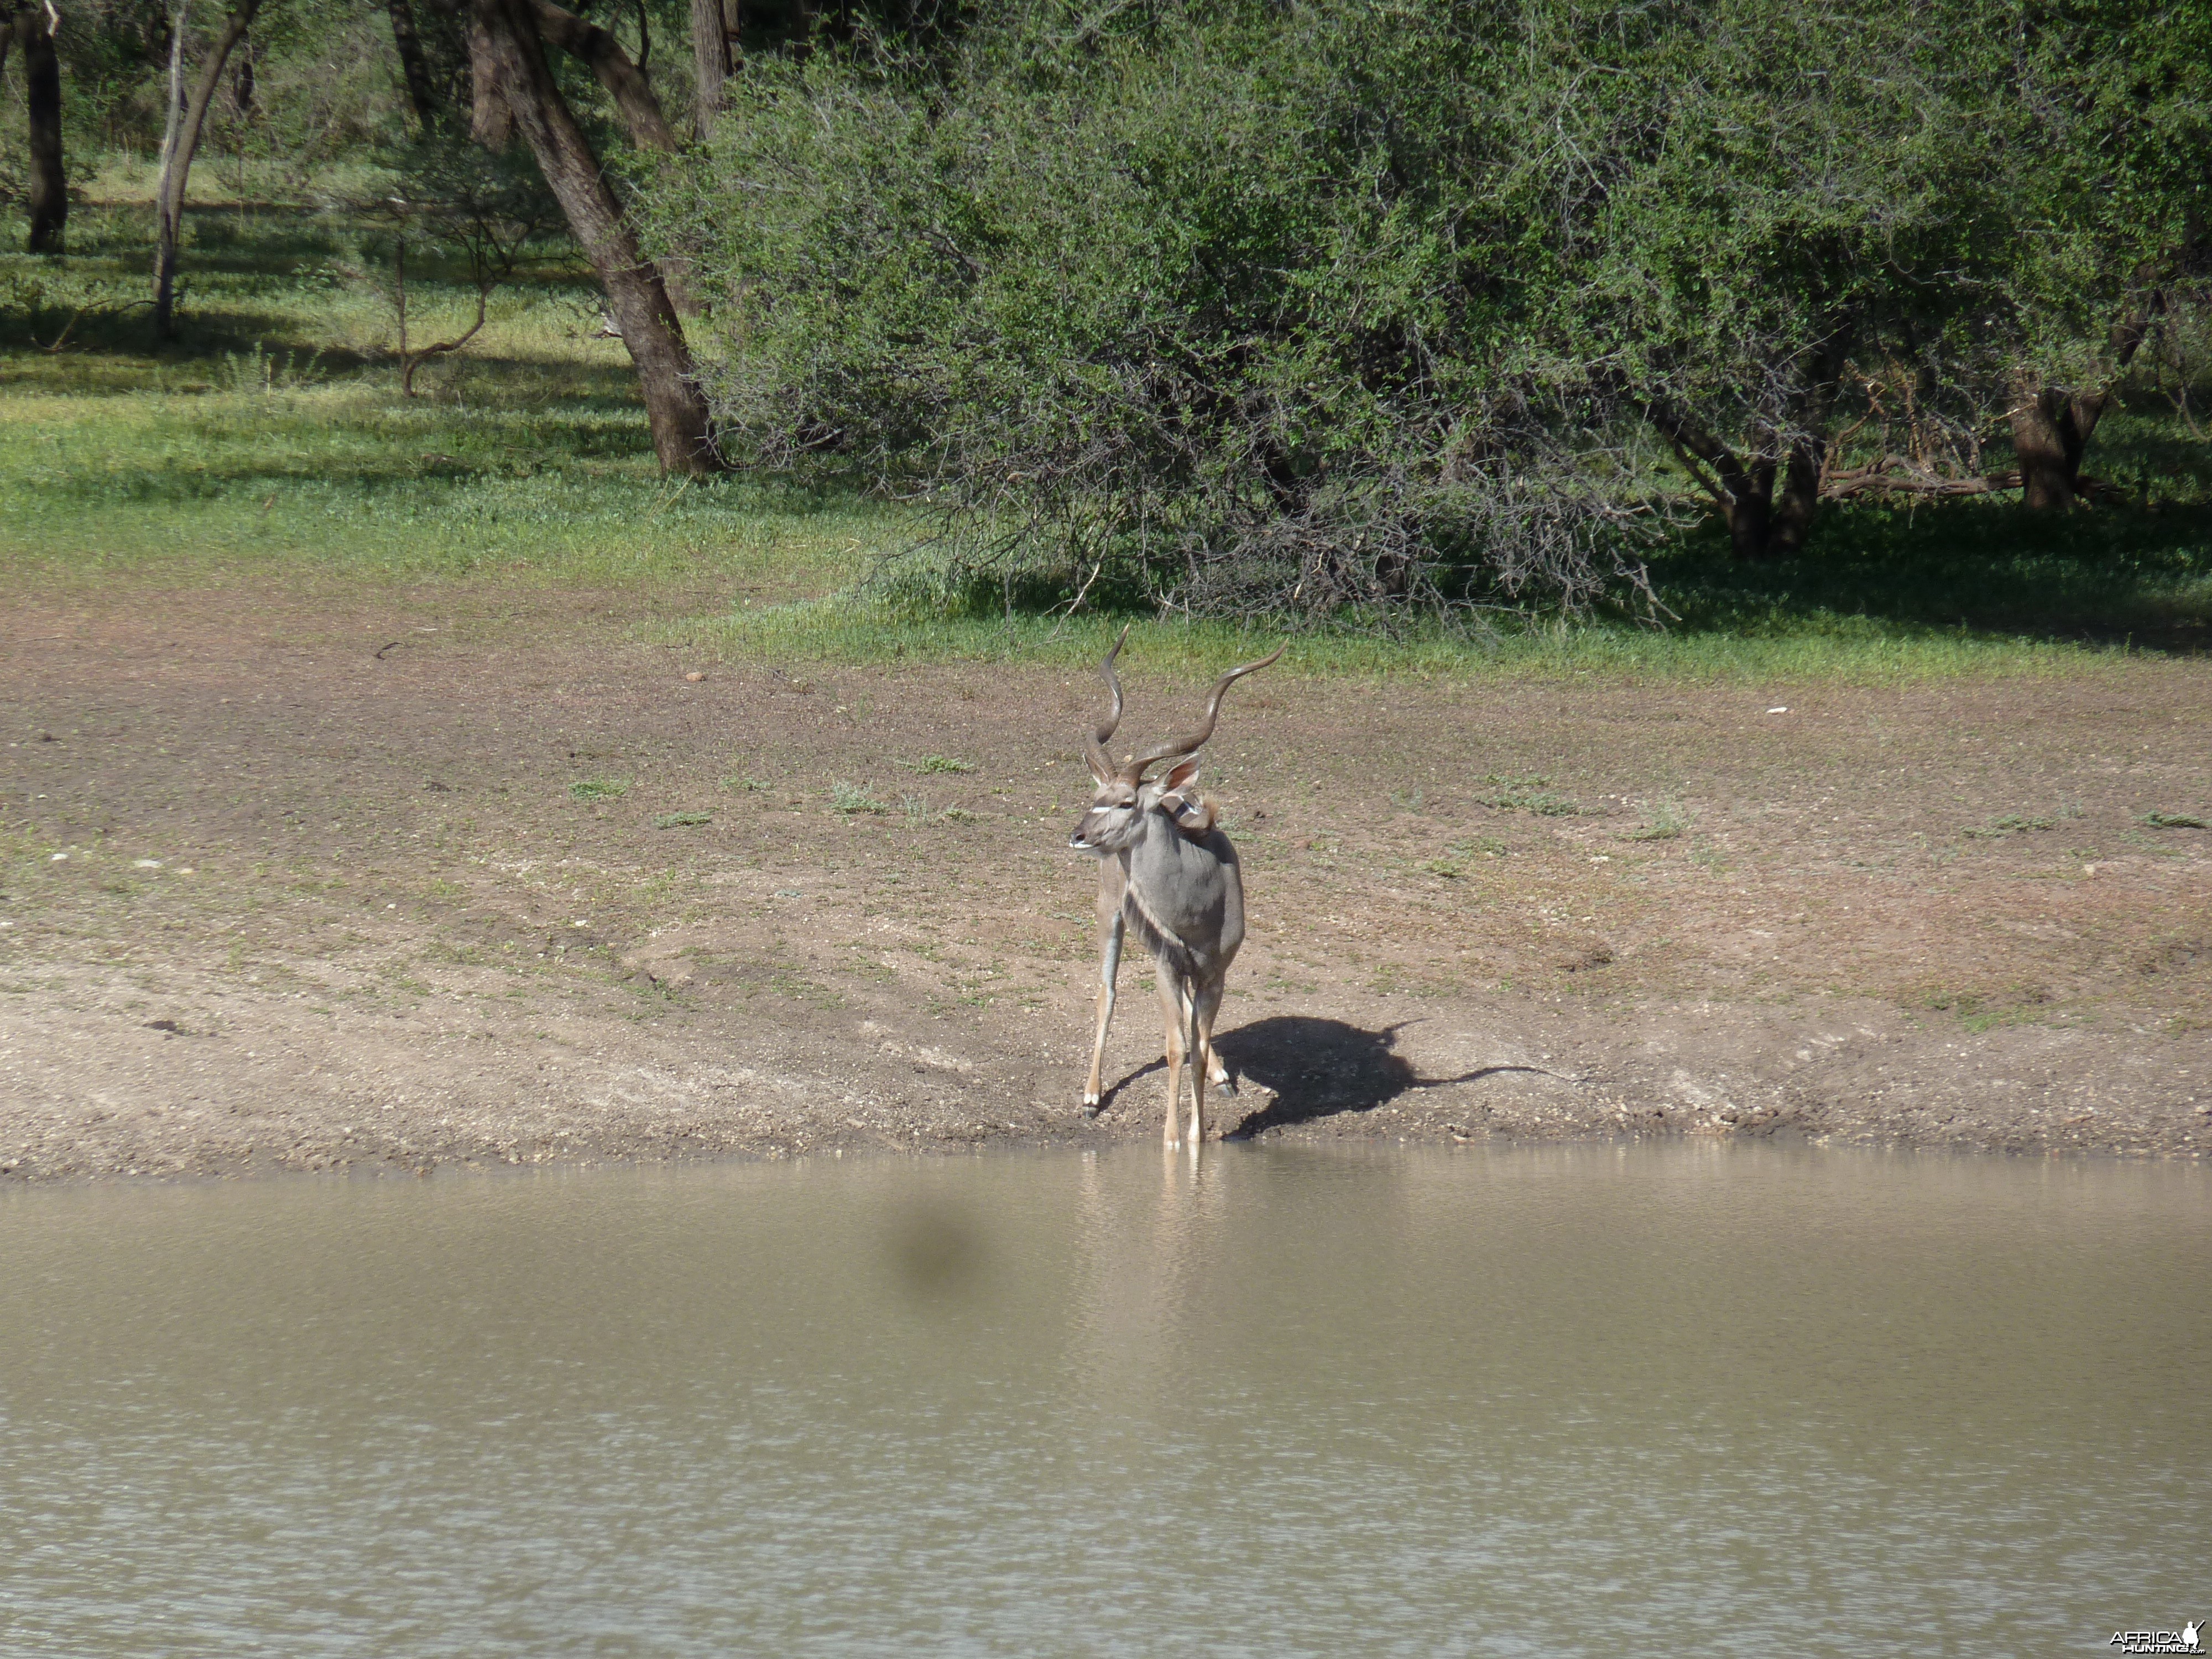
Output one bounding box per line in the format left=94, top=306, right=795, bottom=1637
left=646, top=0, right=2211, bottom=615
left=645, top=1, right=1666, bottom=624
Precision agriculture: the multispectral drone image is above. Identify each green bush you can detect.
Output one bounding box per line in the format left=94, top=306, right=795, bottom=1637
left=643, top=1, right=1662, bottom=625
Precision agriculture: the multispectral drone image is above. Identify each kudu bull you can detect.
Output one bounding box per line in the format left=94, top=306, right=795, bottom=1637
left=1068, top=629, right=1283, bottom=1145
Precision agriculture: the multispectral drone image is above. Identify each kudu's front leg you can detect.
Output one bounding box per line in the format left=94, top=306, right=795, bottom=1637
left=1202, top=1007, right=1232, bottom=1095
left=1084, top=907, right=1124, bottom=1115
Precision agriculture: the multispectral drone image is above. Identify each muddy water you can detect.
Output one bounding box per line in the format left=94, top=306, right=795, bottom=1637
left=1, top=1145, right=2204, bottom=1657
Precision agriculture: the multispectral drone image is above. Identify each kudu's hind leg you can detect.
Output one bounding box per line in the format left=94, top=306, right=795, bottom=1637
left=1155, top=961, right=1190, bottom=1145
left=1084, top=909, right=1124, bottom=1115
left=1191, top=979, right=1228, bottom=1142
left=1185, top=985, right=1211, bottom=1145
left=1173, top=982, right=1232, bottom=1095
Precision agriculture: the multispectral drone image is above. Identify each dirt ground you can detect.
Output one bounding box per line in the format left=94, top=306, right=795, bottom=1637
left=4, top=582, right=2209, bottom=1182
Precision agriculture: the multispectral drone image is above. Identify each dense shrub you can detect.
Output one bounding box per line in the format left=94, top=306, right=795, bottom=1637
left=643, top=2, right=1666, bottom=623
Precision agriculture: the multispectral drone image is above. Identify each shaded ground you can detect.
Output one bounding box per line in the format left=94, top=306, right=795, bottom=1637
left=3, top=581, right=2209, bottom=1181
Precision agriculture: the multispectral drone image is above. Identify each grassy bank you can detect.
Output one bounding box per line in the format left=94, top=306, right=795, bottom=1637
left=1, top=205, right=901, bottom=603
left=6, top=203, right=2210, bottom=681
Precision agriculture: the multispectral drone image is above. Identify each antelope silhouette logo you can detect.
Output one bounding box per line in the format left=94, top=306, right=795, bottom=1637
left=2111, top=1622, right=2207, bottom=1654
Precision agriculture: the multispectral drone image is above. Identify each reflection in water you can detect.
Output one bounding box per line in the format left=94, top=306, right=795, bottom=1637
left=1, top=1144, right=2206, bottom=1657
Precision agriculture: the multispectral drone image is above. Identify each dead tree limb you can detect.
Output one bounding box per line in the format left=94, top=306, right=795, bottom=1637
left=1818, top=462, right=2024, bottom=501
left=393, top=236, right=496, bottom=395
left=530, top=0, right=678, bottom=152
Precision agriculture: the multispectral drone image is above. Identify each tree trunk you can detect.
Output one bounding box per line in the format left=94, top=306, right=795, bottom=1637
left=14, top=1, right=67, bottom=253
left=465, top=2, right=515, bottom=147
left=2009, top=383, right=2081, bottom=512
left=1767, top=436, right=1823, bottom=558
left=153, top=2, right=190, bottom=312
left=154, top=0, right=262, bottom=337
left=528, top=0, right=701, bottom=314
left=388, top=0, right=441, bottom=127
left=1647, top=404, right=1773, bottom=561
left=1647, top=405, right=1834, bottom=563
left=469, top=0, right=720, bottom=472
left=1726, top=456, right=1777, bottom=561
left=2013, top=295, right=2163, bottom=510
left=688, top=0, right=728, bottom=139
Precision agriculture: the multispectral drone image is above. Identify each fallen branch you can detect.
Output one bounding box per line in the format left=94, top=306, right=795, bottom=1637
left=1819, top=460, right=2022, bottom=500
left=1814, top=460, right=2137, bottom=504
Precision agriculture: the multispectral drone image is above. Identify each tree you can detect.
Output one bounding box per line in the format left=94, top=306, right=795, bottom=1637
left=152, top=0, right=264, bottom=335
left=374, top=137, right=562, bottom=393
left=525, top=0, right=707, bottom=311
left=1593, top=1, right=2210, bottom=530
left=1509, top=0, right=2008, bottom=560
left=467, top=0, right=719, bottom=471
left=689, top=0, right=734, bottom=139
left=1993, top=1, right=2212, bottom=509
left=649, top=0, right=2212, bottom=593
left=387, top=0, right=441, bottom=127
left=529, top=0, right=680, bottom=152
left=2007, top=306, right=2164, bottom=512
left=2, top=0, right=69, bottom=252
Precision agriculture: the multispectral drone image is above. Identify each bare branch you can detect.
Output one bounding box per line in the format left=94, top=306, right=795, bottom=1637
left=530, top=0, right=680, bottom=152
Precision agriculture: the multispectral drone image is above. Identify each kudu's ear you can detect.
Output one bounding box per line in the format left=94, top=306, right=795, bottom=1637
left=1167, top=794, right=1218, bottom=835
left=1156, top=758, right=1216, bottom=835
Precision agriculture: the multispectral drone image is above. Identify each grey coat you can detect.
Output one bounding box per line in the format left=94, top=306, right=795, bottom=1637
left=1120, top=811, right=1246, bottom=983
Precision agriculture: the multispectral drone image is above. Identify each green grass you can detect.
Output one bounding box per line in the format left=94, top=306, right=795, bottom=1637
left=1471, top=774, right=1587, bottom=817
left=675, top=593, right=2115, bottom=682
left=1962, top=811, right=2070, bottom=839
left=6, top=199, right=2210, bottom=682
left=1621, top=800, right=1691, bottom=842
left=828, top=781, right=889, bottom=816
left=679, top=523, right=2211, bottom=681
left=1, top=205, right=904, bottom=597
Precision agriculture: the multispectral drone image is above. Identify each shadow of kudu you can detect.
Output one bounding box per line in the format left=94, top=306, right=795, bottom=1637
left=1190, top=1015, right=1555, bottom=1139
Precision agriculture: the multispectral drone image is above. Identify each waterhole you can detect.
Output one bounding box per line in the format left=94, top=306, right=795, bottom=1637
left=1, top=1144, right=2203, bottom=1655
